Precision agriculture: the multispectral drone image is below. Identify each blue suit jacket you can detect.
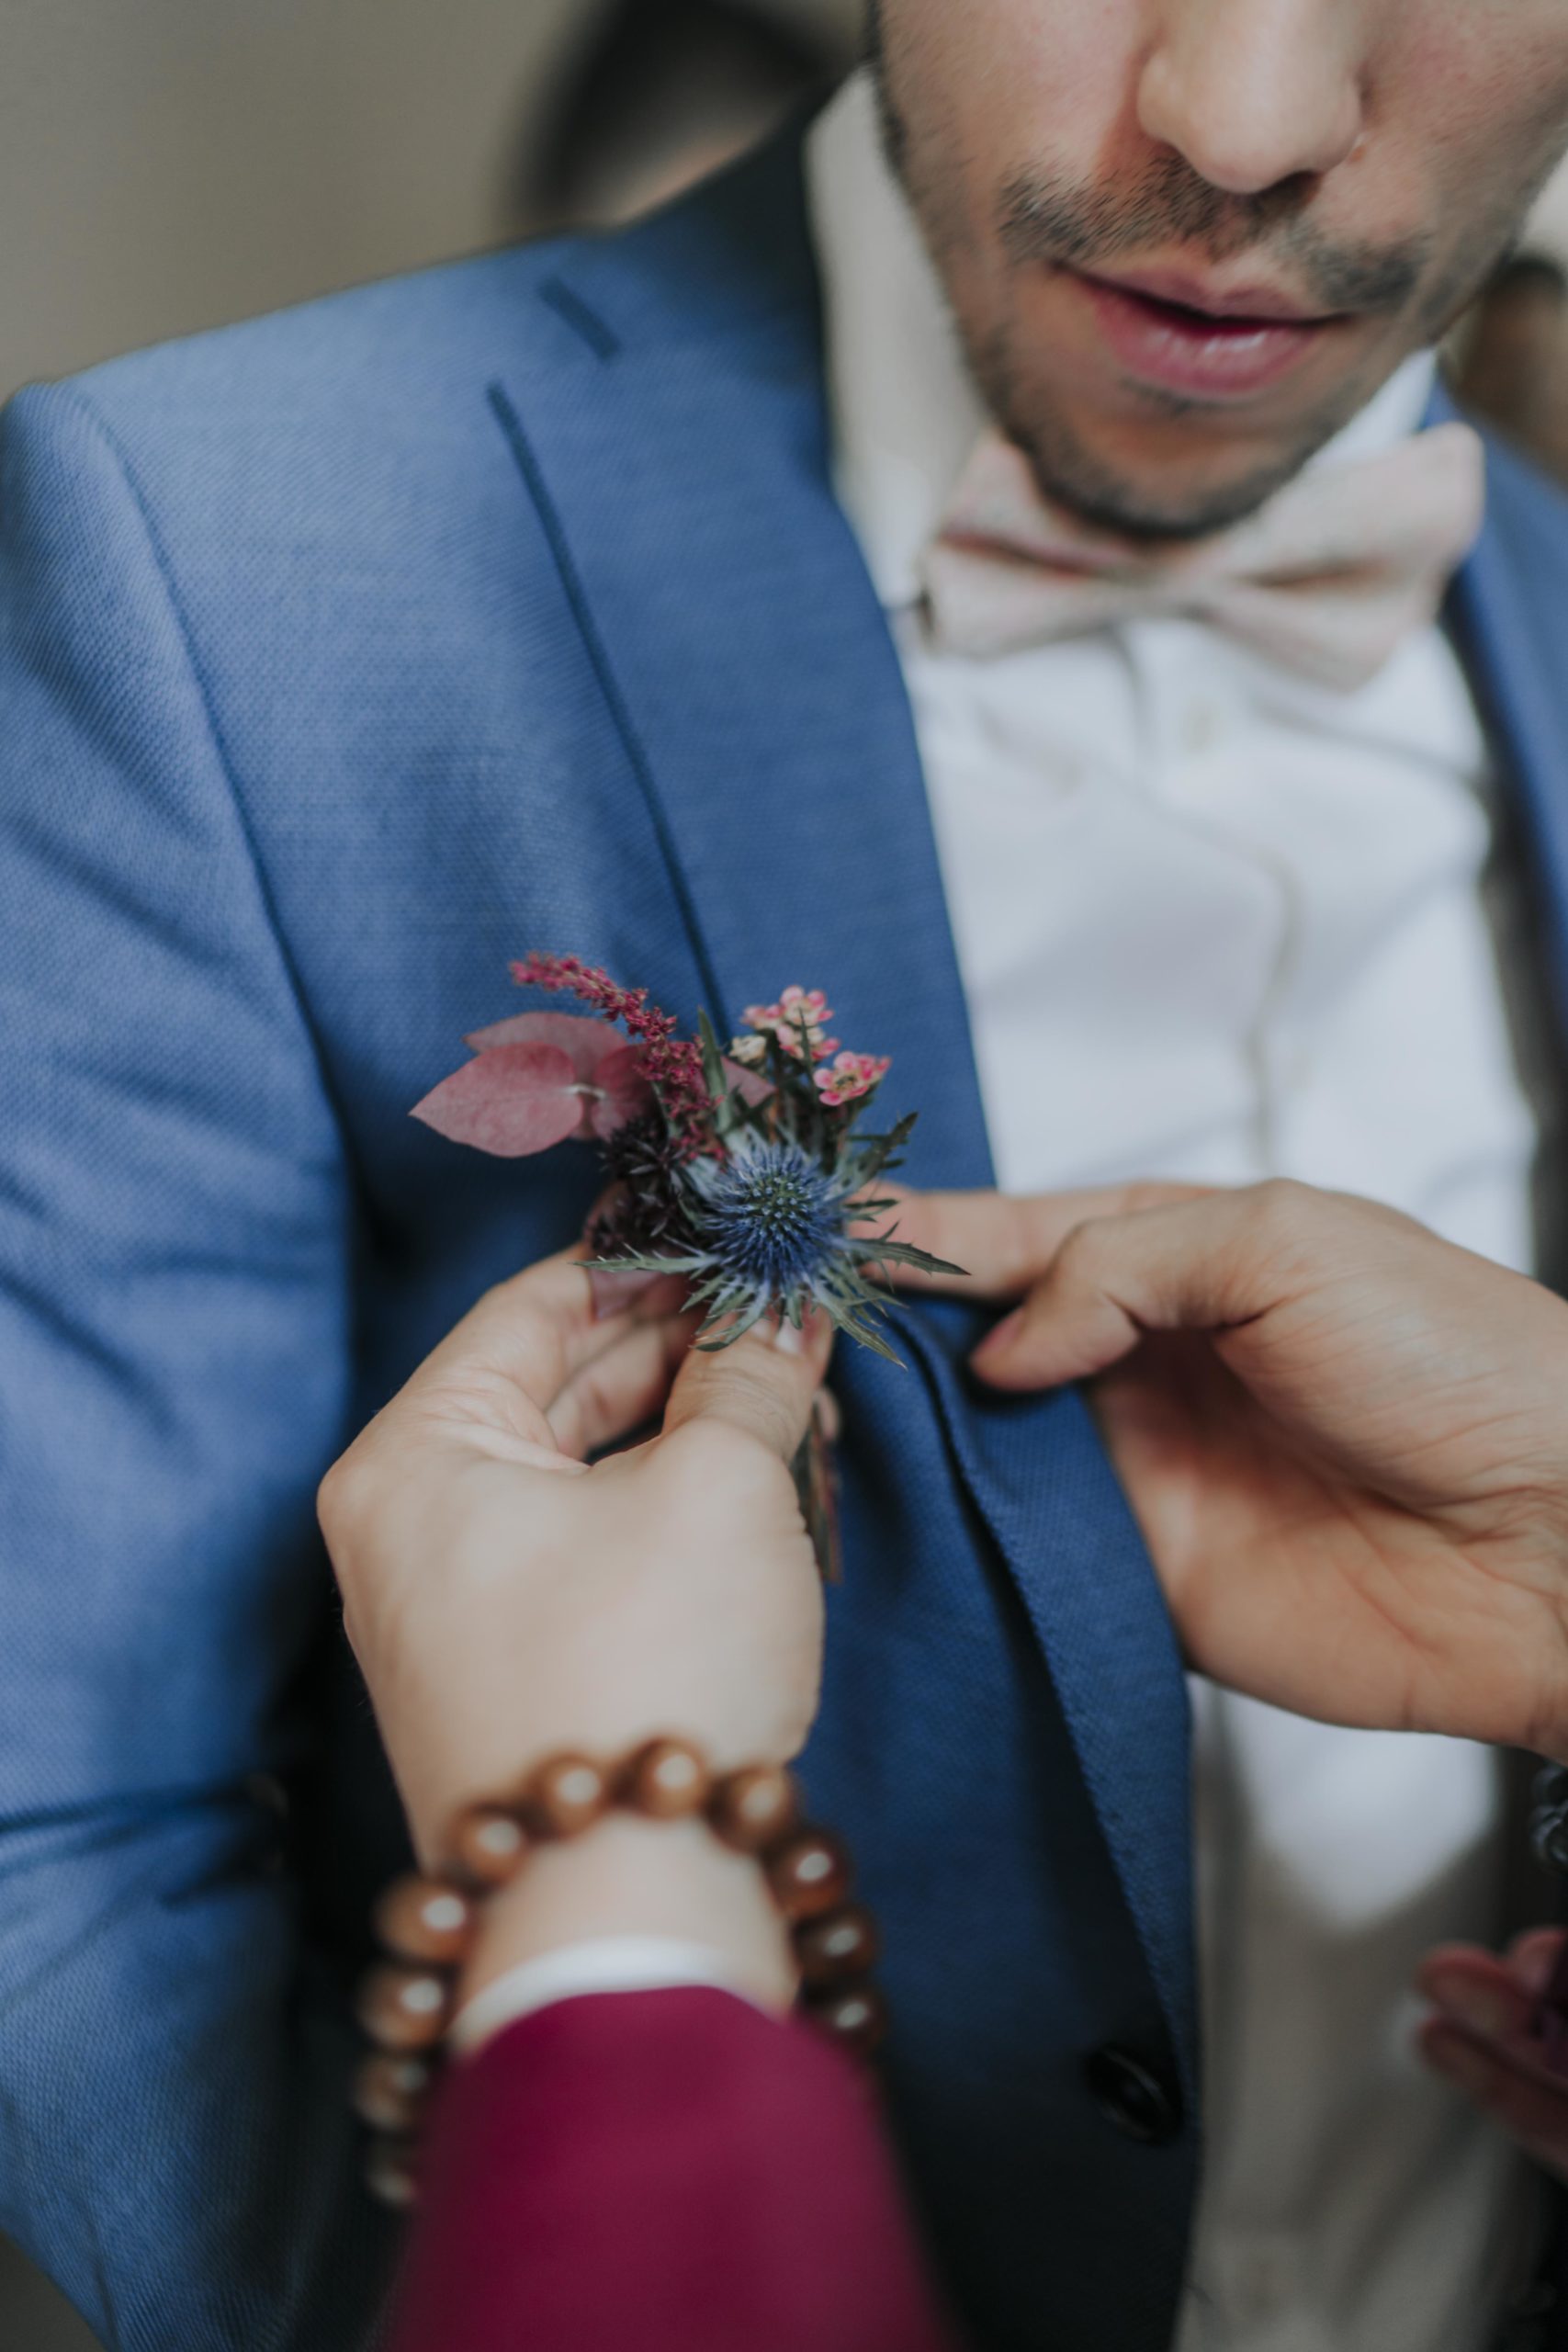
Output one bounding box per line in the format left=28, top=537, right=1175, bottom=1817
left=3, top=131, right=1566, bottom=2352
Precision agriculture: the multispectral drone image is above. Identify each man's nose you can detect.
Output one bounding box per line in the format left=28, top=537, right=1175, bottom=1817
left=1138, top=0, right=1365, bottom=194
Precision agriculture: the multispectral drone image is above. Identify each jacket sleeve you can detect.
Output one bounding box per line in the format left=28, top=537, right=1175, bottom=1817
left=0, top=381, right=391, bottom=2346
left=389, top=1988, right=960, bottom=2352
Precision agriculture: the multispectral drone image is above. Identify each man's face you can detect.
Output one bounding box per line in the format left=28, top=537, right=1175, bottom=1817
left=872, top=0, right=1568, bottom=537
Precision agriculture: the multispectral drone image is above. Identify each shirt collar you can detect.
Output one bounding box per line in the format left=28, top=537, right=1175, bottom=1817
left=807, top=68, right=1440, bottom=616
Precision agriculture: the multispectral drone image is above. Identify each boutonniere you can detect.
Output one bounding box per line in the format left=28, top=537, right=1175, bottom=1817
left=412, top=953, right=964, bottom=1573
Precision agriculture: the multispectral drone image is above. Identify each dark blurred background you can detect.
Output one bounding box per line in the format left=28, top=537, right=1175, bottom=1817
left=1, top=0, right=1565, bottom=2342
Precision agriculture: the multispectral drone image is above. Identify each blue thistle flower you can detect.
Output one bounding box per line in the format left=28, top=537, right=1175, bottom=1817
left=577, top=1008, right=965, bottom=1356
left=684, top=1136, right=858, bottom=1304
left=637, top=1131, right=958, bottom=1356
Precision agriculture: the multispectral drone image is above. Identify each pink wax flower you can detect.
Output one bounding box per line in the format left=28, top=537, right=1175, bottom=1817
left=816, top=1052, right=893, bottom=1107
left=743, top=986, right=832, bottom=1026
left=742, top=986, right=840, bottom=1062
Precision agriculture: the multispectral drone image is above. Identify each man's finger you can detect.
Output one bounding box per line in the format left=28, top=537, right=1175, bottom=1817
left=875, top=1182, right=1213, bottom=1299
left=662, top=1312, right=835, bottom=1464
left=1421, top=2021, right=1568, bottom=2177
left=1420, top=1946, right=1540, bottom=2042
left=967, top=1182, right=1324, bottom=1391
left=1506, top=1928, right=1568, bottom=1997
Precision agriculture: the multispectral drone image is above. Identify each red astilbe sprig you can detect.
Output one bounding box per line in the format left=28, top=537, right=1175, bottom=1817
left=510, top=952, right=716, bottom=1156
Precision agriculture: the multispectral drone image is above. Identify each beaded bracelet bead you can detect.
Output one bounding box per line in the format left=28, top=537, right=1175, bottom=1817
left=353, top=1737, right=886, bottom=2205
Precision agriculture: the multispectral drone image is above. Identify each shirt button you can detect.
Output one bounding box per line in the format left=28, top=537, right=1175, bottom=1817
left=1083, top=2046, right=1183, bottom=2144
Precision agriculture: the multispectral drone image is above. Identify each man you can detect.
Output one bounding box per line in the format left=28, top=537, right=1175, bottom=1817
left=4, top=5, right=1568, bottom=2348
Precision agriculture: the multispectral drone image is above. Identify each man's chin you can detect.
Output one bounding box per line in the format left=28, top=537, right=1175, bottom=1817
left=1008, top=413, right=1353, bottom=544
left=988, top=351, right=1401, bottom=542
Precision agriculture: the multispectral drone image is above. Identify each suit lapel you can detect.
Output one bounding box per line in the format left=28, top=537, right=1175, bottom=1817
left=1440, top=387, right=1568, bottom=1036
left=494, top=141, right=1198, bottom=2073
left=497, top=174, right=989, bottom=1183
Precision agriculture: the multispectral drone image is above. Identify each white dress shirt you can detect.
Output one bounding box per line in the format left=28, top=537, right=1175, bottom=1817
left=807, top=67, right=1535, bottom=2352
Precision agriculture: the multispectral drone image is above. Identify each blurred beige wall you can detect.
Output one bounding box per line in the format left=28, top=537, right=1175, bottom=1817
left=0, top=0, right=860, bottom=400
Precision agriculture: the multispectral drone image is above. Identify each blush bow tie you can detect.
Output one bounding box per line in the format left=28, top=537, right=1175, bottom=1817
left=922, top=420, right=1486, bottom=692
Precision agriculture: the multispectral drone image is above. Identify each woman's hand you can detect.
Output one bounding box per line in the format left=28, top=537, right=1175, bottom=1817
left=318, top=1251, right=832, bottom=1871
left=890, top=1180, right=1568, bottom=1760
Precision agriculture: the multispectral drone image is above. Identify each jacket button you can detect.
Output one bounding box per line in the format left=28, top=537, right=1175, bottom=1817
left=1084, top=2046, right=1182, bottom=2145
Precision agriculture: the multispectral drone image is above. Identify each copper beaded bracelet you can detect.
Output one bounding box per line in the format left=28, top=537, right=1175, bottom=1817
left=353, top=1737, right=886, bottom=2205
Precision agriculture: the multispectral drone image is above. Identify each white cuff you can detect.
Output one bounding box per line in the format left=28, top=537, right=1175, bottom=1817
left=449, top=1936, right=773, bottom=2055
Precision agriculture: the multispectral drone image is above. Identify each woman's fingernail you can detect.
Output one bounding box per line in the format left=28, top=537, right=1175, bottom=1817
left=973, top=1308, right=1023, bottom=1366
left=772, top=1317, right=807, bottom=1356
left=1426, top=2035, right=1498, bottom=2099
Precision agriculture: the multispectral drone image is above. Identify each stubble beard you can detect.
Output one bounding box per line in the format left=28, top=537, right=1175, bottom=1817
left=865, top=13, right=1540, bottom=542
left=965, top=311, right=1384, bottom=542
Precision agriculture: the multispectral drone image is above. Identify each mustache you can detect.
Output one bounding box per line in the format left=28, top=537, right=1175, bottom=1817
left=999, top=158, right=1429, bottom=316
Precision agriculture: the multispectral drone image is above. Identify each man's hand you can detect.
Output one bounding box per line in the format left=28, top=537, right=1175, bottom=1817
left=889, top=1181, right=1568, bottom=1759
left=318, top=1251, right=831, bottom=1869
left=1420, top=1931, right=1568, bottom=2179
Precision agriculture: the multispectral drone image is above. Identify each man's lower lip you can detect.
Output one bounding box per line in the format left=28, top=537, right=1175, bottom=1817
left=1077, top=273, right=1332, bottom=398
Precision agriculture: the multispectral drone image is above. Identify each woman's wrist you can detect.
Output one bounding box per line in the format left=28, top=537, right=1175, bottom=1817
left=457, top=1813, right=799, bottom=2017
left=354, top=1746, right=886, bottom=2202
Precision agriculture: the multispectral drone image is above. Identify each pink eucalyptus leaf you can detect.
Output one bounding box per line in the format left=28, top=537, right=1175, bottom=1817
left=412, top=1043, right=587, bottom=1158
left=464, top=1012, right=618, bottom=1078
left=590, top=1044, right=656, bottom=1139
left=722, top=1057, right=774, bottom=1108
